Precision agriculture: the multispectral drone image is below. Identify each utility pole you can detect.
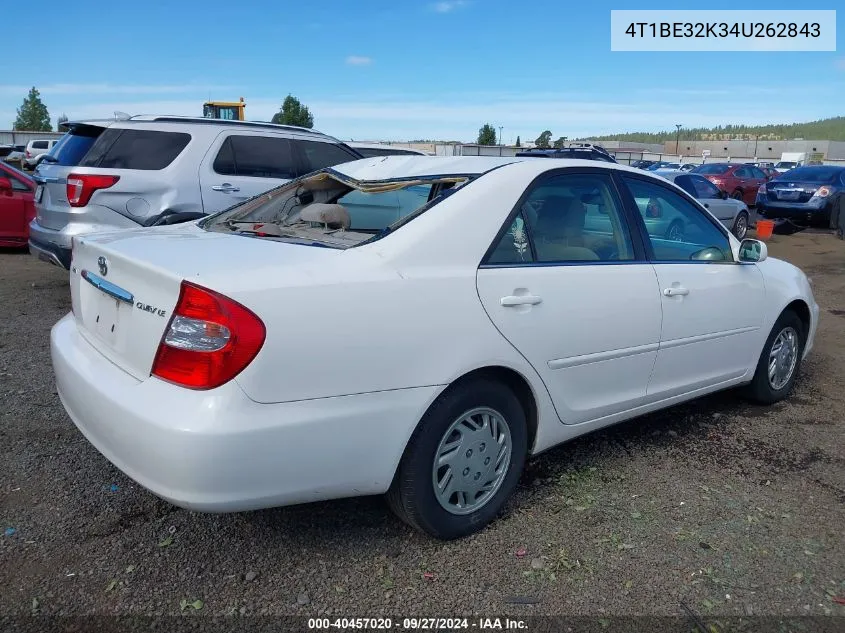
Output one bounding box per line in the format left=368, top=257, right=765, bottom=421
left=499, top=126, right=503, bottom=146
left=675, top=124, right=682, bottom=155
left=754, top=134, right=759, bottom=160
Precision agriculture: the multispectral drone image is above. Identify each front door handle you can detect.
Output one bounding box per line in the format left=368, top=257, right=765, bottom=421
left=501, top=294, right=542, bottom=307
left=211, top=183, right=240, bottom=193
left=663, top=287, right=690, bottom=297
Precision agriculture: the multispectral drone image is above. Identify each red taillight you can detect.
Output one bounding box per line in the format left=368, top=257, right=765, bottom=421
left=151, top=281, right=265, bottom=390
left=25, top=150, right=31, bottom=158
left=66, top=174, right=120, bottom=208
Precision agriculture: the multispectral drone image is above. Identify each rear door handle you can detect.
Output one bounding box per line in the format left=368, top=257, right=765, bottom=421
left=501, top=295, right=542, bottom=307
left=663, top=287, right=690, bottom=297
left=211, top=183, right=240, bottom=193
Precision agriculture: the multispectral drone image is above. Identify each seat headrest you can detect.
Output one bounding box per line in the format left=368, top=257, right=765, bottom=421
left=535, top=196, right=585, bottom=238
left=299, top=203, right=350, bottom=230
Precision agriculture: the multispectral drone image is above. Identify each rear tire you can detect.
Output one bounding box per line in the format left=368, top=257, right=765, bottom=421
left=732, top=211, right=749, bottom=240
left=387, top=378, right=528, bottom=540
left=743, top=310, right=805, bottom=405
left=732, top=190, right=744, bottom=201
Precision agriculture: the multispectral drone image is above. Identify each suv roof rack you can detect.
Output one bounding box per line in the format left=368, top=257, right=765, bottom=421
left=127, top=115, right=328, bottom=136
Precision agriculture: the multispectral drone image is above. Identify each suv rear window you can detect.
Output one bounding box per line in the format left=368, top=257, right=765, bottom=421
left=213, top=135, right=297, bottom=179
left=299, top=140, right=359, bottom=173
left=31, top=141, right=49, bottom=150
left=49, top=125, right=104, bottom=166
left=80, top=128, right=191, bottom=170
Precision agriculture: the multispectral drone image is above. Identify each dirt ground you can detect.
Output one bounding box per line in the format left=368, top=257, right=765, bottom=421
left=1, top=229, right=844, bottom=626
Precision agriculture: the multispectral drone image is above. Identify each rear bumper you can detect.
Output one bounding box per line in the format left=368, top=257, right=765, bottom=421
left=29, top=234, right=71, bottom=269
left=756, top=201, right=831, bottom=227
left=51, top=314, right=436, bottom=512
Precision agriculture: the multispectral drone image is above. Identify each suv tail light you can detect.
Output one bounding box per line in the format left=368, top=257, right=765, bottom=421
left=66, top=174, right=120, bottom=207
left=151, top=281, right=265, bottom=390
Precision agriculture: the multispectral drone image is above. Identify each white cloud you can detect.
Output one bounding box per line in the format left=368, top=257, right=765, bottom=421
left=431, top=1, right=468, bottom=13
left=345, top=56, right=373, bottom=66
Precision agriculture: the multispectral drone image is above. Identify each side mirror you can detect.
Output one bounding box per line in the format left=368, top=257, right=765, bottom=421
left=739, top=238, right=768, bottom=263
left=0, top=176, right=12, bottom=193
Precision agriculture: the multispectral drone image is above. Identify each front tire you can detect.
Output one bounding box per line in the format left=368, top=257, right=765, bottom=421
left=387, top=378, right=528, bottom=540
left=744, top=310, right=805, bottom=404
left=732, top=189, right=744, bottom=201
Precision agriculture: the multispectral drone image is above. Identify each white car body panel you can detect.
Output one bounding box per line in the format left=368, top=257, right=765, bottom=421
left=52, top=156, right=820, bottom=513
left=477, top=264, right=661, bottom=425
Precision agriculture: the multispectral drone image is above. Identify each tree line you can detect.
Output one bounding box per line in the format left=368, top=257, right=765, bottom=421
left=579, top=117, right=845, bottom=143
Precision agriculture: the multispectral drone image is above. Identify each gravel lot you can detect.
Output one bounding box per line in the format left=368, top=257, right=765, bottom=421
left=1, top=230, right=844, bottom=625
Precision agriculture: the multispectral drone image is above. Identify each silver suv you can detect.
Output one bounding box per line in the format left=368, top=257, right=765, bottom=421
left=29, top=116, right=363, bottom=268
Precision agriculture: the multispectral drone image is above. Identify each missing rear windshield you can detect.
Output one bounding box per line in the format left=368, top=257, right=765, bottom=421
left=202, top=169, right=472, bottom=248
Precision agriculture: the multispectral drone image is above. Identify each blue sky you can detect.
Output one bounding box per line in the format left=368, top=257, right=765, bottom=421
left=3, top=0, right=843, bottom=142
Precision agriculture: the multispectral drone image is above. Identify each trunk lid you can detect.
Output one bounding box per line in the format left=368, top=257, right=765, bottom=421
left=767, top=180, right=819, bottom=203
left=69, top=223, right=344, bottom=381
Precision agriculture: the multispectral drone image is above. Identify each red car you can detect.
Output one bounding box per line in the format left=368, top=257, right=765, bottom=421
left=691, top=162, right=771, bottom=206
left=0, top=162, right=36, bottom=248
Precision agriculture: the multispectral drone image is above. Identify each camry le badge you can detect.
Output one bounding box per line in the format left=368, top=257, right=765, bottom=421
left=97, top=256, right=108, bottom=276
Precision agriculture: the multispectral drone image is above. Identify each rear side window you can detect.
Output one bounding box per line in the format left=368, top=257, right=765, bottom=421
left=50, top=126, right=104, bottom=166
left=298, top=140, right=359, bottom=173
left=80, top=129, right=191, bottom=170
left=213, top=135, right=296, bottom=179
left=32, top=141, right=49, bottom=150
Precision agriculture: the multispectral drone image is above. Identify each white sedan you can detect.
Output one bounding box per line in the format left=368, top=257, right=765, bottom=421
left=52, top=156, right=819, bottom=539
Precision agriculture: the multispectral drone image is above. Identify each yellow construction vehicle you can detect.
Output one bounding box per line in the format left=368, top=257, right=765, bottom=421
left=202, top=97, right=246, bottom=121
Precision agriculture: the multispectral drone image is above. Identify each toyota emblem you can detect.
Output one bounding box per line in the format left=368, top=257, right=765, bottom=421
left=97, top=256, right=108, bottom=276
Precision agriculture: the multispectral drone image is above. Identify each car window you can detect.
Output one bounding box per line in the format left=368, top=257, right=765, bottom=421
left=31, top=141, right=48, bottom=150
left=298, top=140, right=359, bottom=173
left=335, top=184, right=433, bottom=231
left=691, top=175, right=722, bottom=199
left=213, top=135, right=296, bottom=179
left=80, top=129, right=191, bottom=170
left=693, top=164, right=730, bottom=175
left=733, top=166, right=751, bottom=178
left=7, top=172, right=30, bottom=191
left=750, top=167, right=766, bottom=179
left=673, top=175, right=697, bottom=197
left=487, top=173, right=635, bottom=264
left=621, top=176, right=733, bottom=263
left=49, top=125, right=103, bottom=166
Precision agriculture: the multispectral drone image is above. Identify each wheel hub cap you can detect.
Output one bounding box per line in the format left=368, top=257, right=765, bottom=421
left=432, top=407, right=512, bottom=515
left=768, top=326, right=798, bottom=390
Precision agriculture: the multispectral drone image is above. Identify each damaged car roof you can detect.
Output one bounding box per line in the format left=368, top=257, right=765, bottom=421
left=329, top=155, right=527, bottom=181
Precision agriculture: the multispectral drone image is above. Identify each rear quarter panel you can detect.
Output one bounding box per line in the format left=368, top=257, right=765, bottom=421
left=227, top=163, right=557, bottom=436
